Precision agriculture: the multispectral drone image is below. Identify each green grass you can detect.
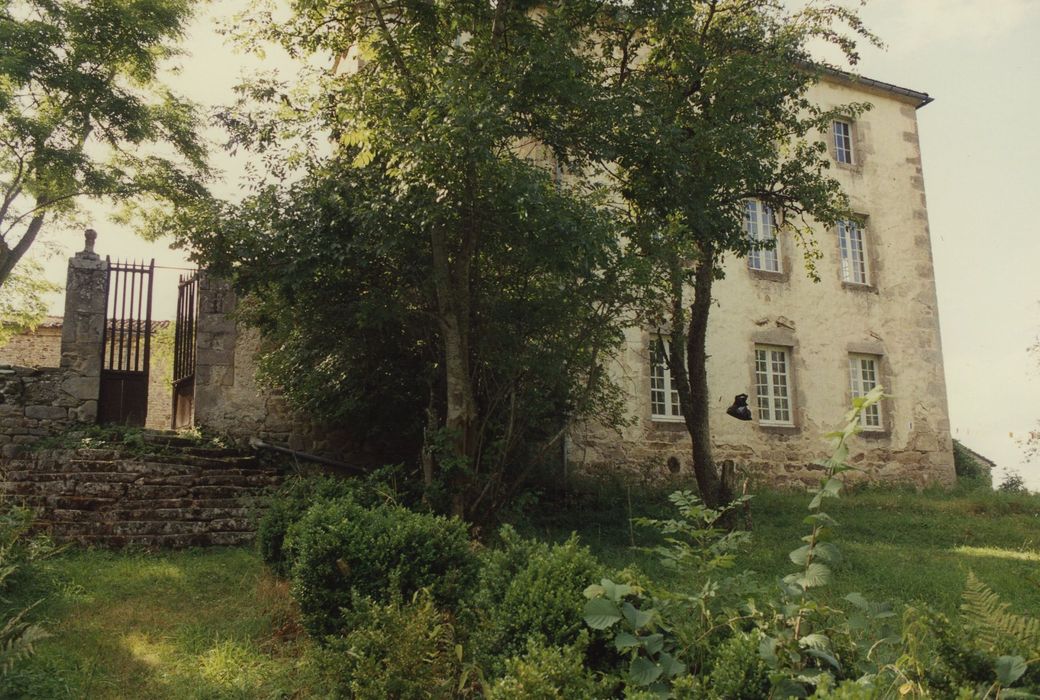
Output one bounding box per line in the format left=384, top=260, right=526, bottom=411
left=519, top=480, right=1040, bottom=617
left=4, top=548, right=320, bottom=700
left=7, top=482, right=1040, bottom=698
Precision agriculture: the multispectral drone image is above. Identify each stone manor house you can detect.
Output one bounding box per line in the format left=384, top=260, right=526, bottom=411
left=0, top=70, right=955, bottom=488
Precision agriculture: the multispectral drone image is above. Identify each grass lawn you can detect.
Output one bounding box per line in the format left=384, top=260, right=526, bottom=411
left=5, top=548, right=319, bottom=700
left=520, top=481, right=1040, bottom=616
left=6, top=484, right=1040, bottom=698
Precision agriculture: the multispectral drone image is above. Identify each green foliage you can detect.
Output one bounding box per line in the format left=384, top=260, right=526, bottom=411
left=704, top=630, right=772, bottom=700
left=255, top=475, right=370, bottom=577
left=0, top=260, right=57, bottom=346
left=486, top=633, right=616, bottom=700
left=0, top=0, right=209, bottom=290
left=953, top=440, right=993, bottom=488
left=469, top=526, right=604, bottom=671
left=962, top=571, right=1040, bottom=659
left=634, top=490, right=752, bottom=574
left=286, top=498, right=477, bottom=640
left=0, top=504, right=51, bottom=679
left=998, top=470, right=1029, bottom=494
left=315, top=590, right=461, bottom=700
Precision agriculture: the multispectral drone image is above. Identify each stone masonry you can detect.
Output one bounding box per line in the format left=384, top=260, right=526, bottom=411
left=0, top=435, right=283, bottom=547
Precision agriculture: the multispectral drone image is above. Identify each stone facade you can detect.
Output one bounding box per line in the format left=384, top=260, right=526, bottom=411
left=568, top=74, right=956, bottom=489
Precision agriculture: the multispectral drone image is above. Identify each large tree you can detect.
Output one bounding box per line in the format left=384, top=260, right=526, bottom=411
left=184, top=0, right=644, bottom=520
left=598, top=0, right=878, bottom=506
left=0, top=0, right=208, bottom=291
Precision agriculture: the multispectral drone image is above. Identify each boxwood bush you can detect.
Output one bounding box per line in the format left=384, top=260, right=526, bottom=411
left=286, top=497, right=478, bottom=639
left=468, top=525, right=605, bottom=672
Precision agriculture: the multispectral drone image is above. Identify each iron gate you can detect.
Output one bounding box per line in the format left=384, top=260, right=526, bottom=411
left=99, top=259, right=155, bottom=426
left=171, top=272, right=198, bottom=429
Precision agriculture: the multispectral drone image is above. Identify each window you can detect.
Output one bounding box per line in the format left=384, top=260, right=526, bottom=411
left=833, top=120, right=853, bottom=164
left=837, top=219, right=869, bottom=285
left=754, top=345, right=793, bottom=425
left=849, top=354, right=883, bottom=430
left=745, top=200, right=780, bottom=273
left=650, top=338, right=682, bottom=420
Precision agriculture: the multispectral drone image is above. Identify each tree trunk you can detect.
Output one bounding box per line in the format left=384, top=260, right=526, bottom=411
left=0, top=211, right=46, bottom=289
left=684, top=249, right=731, bottom=508
left=429, top=224, right=479, bottom=519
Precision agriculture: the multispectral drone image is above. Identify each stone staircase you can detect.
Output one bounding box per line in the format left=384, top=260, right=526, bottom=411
left=0, top=430, right=284, bottom=547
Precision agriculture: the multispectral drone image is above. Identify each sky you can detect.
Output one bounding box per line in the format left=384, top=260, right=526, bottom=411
left=19, top=0, right=1040, bottom=488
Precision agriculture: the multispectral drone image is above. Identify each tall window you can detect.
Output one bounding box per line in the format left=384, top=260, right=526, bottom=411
left=849, top=354, right=883, bottom=430
left=745, top=200, right=780, bottom=273
left=838, top=220, right=869, bottom=285
left=833, top=120, right=853, bottom=164
left=650, top=338, right=682, bottom=420
left=754, top=345, right=793, bottom=425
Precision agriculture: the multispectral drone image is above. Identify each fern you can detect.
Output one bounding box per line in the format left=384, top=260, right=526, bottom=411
left=0, top=602, right=49, bottom=676
left=961, top=571, right=1040, bottom=657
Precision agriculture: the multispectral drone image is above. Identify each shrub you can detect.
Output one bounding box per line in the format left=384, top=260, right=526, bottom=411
left=470, top=526, right=604, bottom=672
left=486, top=633, right=616, bottom=699
left=286, top=498, right=478, bottom=639
left=703, top=631, right=770, bottom=699
left=314, top=591, right=460, bottom=699
left=256, top=475, right=368, bottom=576
left=998, top=470, right=1029, bottom=494
left=952, top=441, right=992, bottom=489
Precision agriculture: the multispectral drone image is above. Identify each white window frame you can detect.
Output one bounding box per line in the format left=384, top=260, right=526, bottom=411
left=833, top=120, right=854, bottom=164
left=650, top=338, right=683, bottom=421
left=745, top=200, right=780, bottom=273
left=838, top=219, right=869, bottom=285
left=849, top=354, right=884, bottom=431
left=754, top=345, right=794, bottom=426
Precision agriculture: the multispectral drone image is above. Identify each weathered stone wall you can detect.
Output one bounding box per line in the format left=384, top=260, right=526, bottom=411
left=0, top=322, right=173, bottom=430
left=192, top=276, right=363, bottom=458
left=568, top=76, right=956, bottom=490
left=0, top=322, right=62, bottom=367
left=0, top=365, right=97, bottom=458
left=0, top=445, right=282, bottom=547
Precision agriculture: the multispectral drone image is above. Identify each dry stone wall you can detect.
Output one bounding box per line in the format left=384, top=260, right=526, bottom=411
left=0, top=365, right=97, bottom=458
left=0, top=443, right=283, bottom=547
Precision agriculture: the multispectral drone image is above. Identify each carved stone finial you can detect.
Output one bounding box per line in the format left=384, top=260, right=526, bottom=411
left=84, top=229, right=97, bottom=253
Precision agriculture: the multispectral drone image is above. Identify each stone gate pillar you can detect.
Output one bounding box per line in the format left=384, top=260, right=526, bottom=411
left=58, top=229, right=108, bottom=422
left=193, top=272, right=237, bottom=427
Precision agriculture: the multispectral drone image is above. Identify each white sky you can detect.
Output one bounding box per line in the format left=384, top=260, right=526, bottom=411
left=22, top=0, right=1040, bottom=488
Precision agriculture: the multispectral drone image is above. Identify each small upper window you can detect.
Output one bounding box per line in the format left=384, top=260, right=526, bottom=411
left=833, top=120, right=854, bottom=164
left=650, top=338, right=683, bottom=420
left=754, top=345, right=793, bottom=426
left=745, top=200, right=780, bottom=273
left=849, top=354, right=883, bottom=430
left=838, top=220, right=869, bottom=285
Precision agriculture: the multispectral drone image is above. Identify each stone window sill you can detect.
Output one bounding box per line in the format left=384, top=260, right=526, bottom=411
left=749, top=268, right=789, bottom=283
left=841, top=281, right=878, bottom=294
left=856, top=429, right=891, bottom=440
left=757, top=423, right=801, bottom=436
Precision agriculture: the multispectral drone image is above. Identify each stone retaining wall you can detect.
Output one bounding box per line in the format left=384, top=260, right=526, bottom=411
left=0, top=365, right=96, bottom=458
left=0, top=446, right=283, bottom=547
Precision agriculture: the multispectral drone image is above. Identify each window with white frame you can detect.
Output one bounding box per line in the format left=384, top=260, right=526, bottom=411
left=848, top=354, right=883, bottom=430
left=838, top=219, right=869, bottom=285
left=650, top=338, right=683, bottom=420
left=754, top=345, right=793, bottom=425
left=745, top=200, right=780, bottom=273
left=833, top=120, right=853, bottom=164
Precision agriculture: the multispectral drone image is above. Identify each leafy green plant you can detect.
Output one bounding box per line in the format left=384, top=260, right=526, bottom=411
left=486, top=632, right=616, bottom=699
left=255, top=475, right=368, bottom=577
left=286, top=498, right=478, bottom=640
left=468, top=526, right=604, bottom=672
left=0, top=504, right=51, bottom=678
left=758, top=386, right=892, bottom=695
left=583, top=577, right=686, bottom=693
left=315, top=590, right=462, bottom=700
